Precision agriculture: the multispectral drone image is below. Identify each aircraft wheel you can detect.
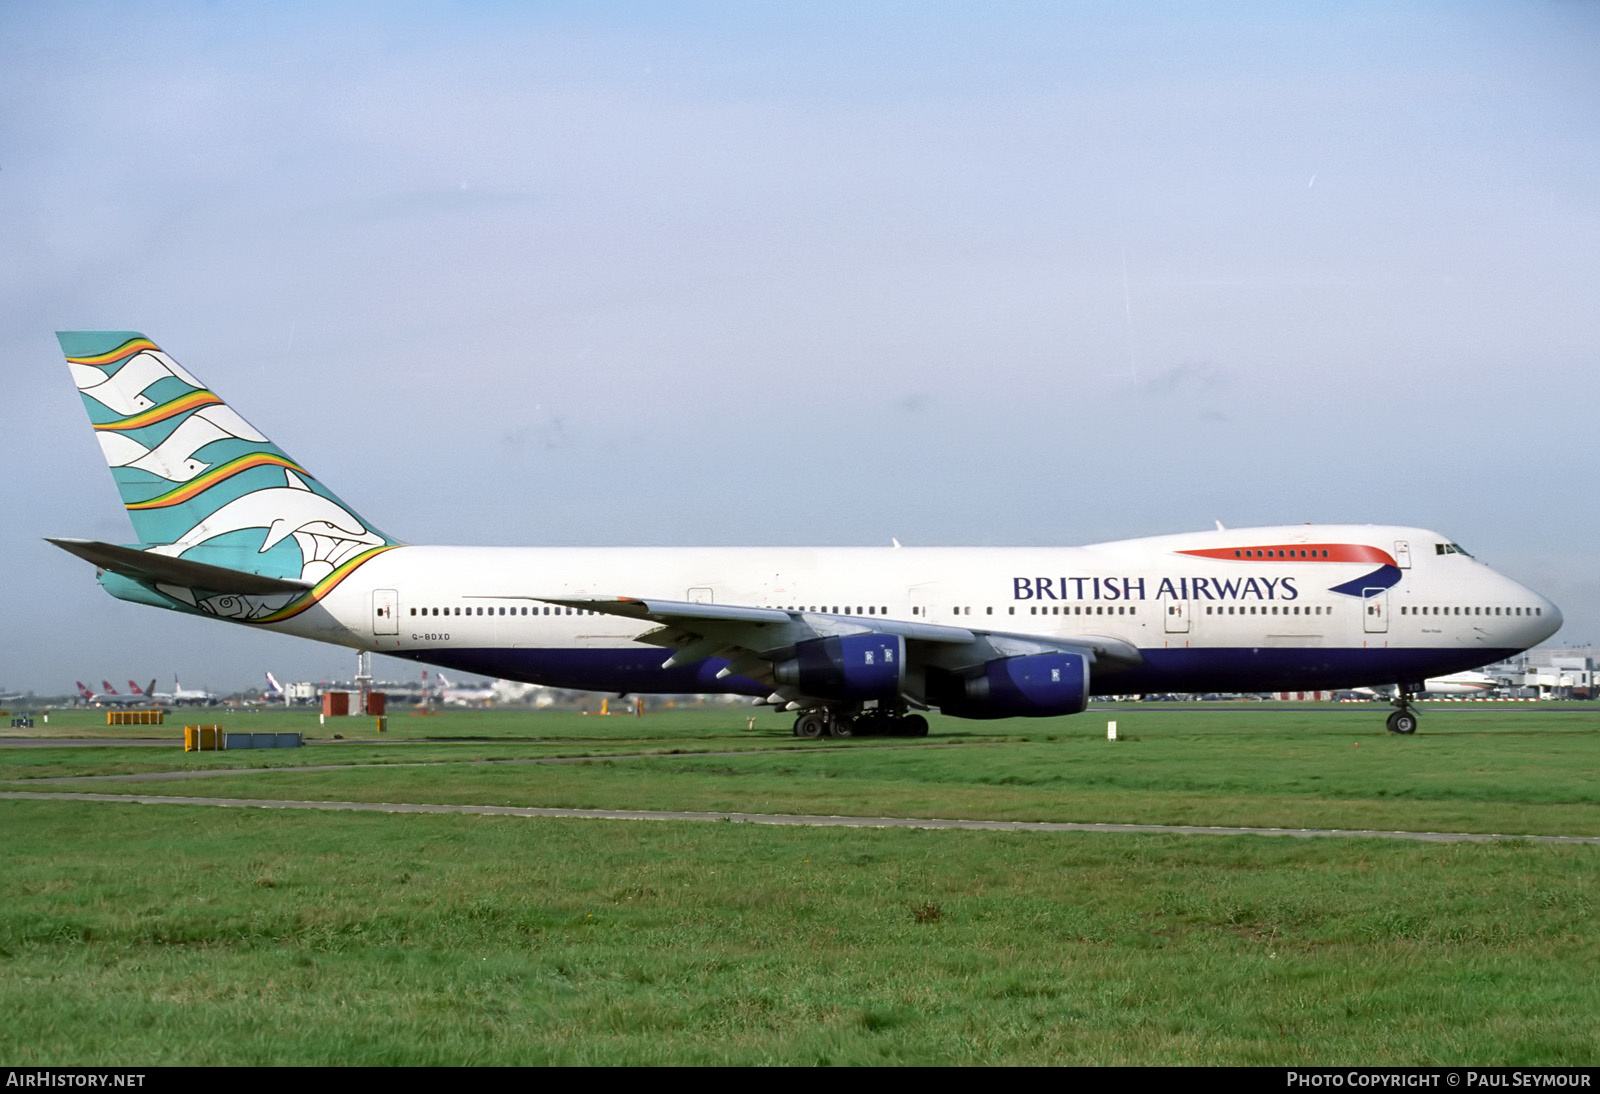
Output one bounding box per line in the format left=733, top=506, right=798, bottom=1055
left=795, top=712, right=827, bottom=739
left=828, top=714, right=855, bottom=738
left=1386, top=710, right=1418, bottom=735
left=903, top=714, right=929, bottom=738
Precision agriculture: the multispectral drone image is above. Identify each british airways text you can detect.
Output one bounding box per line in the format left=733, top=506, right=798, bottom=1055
left=1012, top=576, right=1300, bottom=602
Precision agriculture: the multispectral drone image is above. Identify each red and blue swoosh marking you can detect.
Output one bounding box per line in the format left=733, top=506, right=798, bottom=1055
left=1177, top=543, right=1401, bottom=598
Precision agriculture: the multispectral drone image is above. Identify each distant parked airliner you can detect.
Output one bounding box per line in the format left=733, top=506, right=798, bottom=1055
left=50, top=333, right=1562, bottom=737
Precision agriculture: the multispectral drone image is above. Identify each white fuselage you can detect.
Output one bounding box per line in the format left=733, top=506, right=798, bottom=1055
left=259, top=524, right=1560, bottom=698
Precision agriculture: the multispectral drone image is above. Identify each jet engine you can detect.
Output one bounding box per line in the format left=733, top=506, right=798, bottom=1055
left=933, top=651, right=1090, bottom=719
left=772, top=634, right=906, bottom=700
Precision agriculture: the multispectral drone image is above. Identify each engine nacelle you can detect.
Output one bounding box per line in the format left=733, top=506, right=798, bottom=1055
left=935, top=652, right=1090, bottom=719
left=772, top=634, right=905, bottom=700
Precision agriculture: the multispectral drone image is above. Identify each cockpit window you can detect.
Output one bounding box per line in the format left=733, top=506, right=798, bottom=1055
left=1434, top=542, right=1474, bottom=558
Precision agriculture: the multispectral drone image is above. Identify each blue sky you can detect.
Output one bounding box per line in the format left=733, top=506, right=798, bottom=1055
left=3, top=2, right=1598, bottom=692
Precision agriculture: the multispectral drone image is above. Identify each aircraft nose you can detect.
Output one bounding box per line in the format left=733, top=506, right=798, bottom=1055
left=1539, top=596, right=1564, bottom=640
left=1513, top=581, right=1564, bottom=645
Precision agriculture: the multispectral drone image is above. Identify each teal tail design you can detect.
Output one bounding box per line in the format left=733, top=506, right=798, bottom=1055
left=58, top=332, right=399, bottom=593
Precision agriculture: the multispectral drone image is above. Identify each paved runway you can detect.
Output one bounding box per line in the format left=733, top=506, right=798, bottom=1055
left=4, top=742, right=975, bottom=783
left=5, top=790, right=1597, bottom=845
left=0, top=737, right=179, bottom=747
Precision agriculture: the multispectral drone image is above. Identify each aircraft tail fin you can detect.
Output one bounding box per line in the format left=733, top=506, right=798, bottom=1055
left=56, top=332, right=399, bottom=586
left=265, top=672, right=283, bottom=695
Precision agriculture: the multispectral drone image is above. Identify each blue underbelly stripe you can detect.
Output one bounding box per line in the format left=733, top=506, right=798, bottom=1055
left=386, top=645, right=1523, bottom=697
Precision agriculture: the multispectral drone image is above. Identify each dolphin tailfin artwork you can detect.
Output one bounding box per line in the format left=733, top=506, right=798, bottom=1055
left=53, top=331, right=401, bottom=623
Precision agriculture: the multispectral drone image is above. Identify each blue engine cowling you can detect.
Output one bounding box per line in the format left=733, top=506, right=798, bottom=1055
left=773, top=634, right=906, bottom=700
left=935, top=652, right=1090, bottom=719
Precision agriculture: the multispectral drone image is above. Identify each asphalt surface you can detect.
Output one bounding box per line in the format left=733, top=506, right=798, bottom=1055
left=5, top=790, right=1597, bottom=845
left=0, top=737, right=180, bottom=747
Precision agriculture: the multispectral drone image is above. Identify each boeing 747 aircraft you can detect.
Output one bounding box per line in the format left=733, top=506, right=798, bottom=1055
left=75, top=680, right=158, bottom=707
left=49, top=332, right=1562, bottom=737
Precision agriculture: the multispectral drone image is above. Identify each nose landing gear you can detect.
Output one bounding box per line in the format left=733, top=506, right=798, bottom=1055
left=1386, top=690, right=1419, bottom=735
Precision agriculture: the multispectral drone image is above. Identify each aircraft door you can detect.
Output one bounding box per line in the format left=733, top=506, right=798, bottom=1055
left=1362, top=590, right=1389, bottom=634
left=688, top=587, right=714, bottom=604
left=1161, top=596, right=1190, bottom=633
left=373, top=589, right=399, bottom=635
left=1394, top=541, right=1411, bottom=569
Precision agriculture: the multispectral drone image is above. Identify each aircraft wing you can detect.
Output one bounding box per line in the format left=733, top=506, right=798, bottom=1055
left=533, top=594, right=1142, bottom=707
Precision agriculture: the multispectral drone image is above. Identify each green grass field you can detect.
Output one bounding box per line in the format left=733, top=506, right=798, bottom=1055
left=4, top=703, right=1598, bottom=1064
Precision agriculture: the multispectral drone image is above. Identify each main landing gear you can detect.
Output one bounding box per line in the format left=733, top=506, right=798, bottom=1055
left=1386, top=690, right=1420, bottom=735
left=792, top=710, right=929, bottom=739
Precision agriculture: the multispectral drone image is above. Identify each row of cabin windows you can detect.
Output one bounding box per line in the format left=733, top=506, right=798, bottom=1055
left=409, top=603, right=1155, bottom=620
left=410, top=606, right=598, bottom=617
left=406, top=602, right=1540, bottom=621
left=904, top=606, right=1136, bottom=617
left=1233, top=549, right=1330, bottom=559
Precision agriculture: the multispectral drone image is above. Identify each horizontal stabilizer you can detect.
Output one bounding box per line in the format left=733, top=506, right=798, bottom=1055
left=46, top=538, right=311, bottom=595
